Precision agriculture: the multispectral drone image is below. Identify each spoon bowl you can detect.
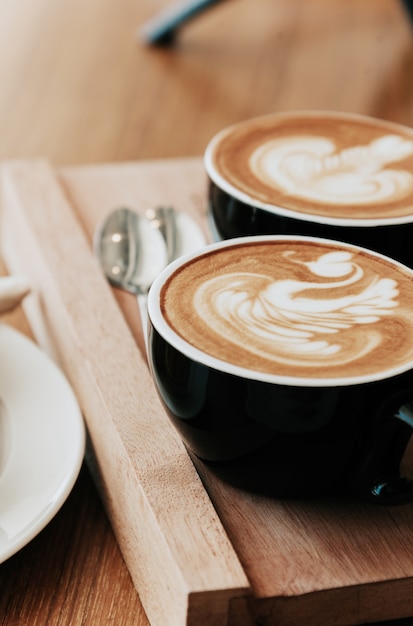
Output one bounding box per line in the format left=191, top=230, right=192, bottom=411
left=145, top=205, right=207, bottom=259
left=94, top=207, right=168, bottom=296
left=94, top=205, right=207, bottom=351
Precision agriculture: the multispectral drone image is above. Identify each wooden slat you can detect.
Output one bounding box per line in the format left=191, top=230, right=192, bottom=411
left=60, top=156, right=413, bottom=626
left=0, top=159, right=250, bottom=626
left=4, top=155, right=413, bottom=625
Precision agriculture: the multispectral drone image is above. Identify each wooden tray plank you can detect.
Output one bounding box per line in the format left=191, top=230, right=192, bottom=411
left=0, top=159, right=251, bottom=626
left=3, top=157, right=413, bottom=625
left=59, top=157, right=413, bottom=626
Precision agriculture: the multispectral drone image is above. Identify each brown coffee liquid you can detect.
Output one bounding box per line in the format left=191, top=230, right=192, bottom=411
left=161, top=239, right=413, bottom=380
left=208, top=112, right=413, bottom=221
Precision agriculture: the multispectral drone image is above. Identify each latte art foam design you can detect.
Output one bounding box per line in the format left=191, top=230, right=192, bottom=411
left=250, top=134, right=413, bottom=205
left=194, top=251, right=399, bottom=369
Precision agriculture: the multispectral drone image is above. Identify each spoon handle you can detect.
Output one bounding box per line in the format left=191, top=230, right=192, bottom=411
left=153, top=207, right=179, bottom=263
left=146, top=206, right=207, bottom=260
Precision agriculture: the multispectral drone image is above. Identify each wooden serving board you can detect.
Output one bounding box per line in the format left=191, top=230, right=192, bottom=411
left=2, top=157, right=413, bottom=626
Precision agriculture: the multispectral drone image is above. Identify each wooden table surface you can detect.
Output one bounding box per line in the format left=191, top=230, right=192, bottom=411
left=0, top=0, right=413, bottom=624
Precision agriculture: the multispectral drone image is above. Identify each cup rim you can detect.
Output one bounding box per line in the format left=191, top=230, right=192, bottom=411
left=148, top=235, right=413, bottom=388
left=204, top=110, right=413, bottom=228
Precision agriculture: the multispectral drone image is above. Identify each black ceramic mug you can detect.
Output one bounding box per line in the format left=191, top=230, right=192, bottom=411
left=205, top=111, right=413, bottom=268
left=147, top=235, right=413, bottom=504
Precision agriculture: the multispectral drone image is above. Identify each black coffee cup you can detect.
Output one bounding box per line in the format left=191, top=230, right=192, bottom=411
left=205, top=111, right=413, bottom=268
left=147, top=235, right=413, bottom=504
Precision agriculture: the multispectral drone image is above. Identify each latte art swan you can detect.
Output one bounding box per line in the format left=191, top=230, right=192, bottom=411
left=194, top=251, right=399, bottom=368
left=250, top=134, right=413, bottom=205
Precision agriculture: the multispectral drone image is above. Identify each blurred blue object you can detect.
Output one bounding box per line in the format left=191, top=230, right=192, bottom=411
left=140, top=0, right=413, bottom=46
left=139, top=0, right=225, bottom=46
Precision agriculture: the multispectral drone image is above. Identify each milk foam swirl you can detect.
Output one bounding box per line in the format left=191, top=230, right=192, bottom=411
left=250, top=134, right=413, bottom=205
left=194, top=250, right=399, bottom=369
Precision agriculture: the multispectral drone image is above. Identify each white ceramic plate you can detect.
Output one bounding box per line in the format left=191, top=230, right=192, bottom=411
left=0, top=324, right=85, bottom=563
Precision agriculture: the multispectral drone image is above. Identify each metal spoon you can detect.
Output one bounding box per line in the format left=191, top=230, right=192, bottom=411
left=145, top=206, right=179, bottom=263
left=94, top=206, right=206, bottom=349
left=144, top=205, right=206, bottom=259
left=94, top=207, right=168, bottom=350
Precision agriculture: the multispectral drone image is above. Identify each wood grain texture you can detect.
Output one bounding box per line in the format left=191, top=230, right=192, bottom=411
left=0, top=0, right=412, bottom=624
left=0, top=256, right=147, bottom=626
left=60, top=157, right=413, bottom=626
left=0, top=159, right=250, bottom=626
left=3, top=156, right=413, bottom=625
left=0, top=0, right=411, bottom=166
left=0, top=463, right=147, bottom=626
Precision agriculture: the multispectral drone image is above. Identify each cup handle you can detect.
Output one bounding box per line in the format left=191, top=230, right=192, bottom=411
left=348, top=401, right=413, bottom=505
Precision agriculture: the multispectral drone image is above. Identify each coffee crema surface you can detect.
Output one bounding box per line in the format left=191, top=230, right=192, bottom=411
left=159, top=238, right=413, bottom=383
left=205, top=112, right=413, bottom=222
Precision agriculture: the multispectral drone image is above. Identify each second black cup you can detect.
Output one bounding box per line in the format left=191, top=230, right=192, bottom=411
left=205, top=111, right=413, bottom=267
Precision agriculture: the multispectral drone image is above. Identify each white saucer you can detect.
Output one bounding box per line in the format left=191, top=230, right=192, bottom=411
left=0, top=324, right=85, bottom=563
